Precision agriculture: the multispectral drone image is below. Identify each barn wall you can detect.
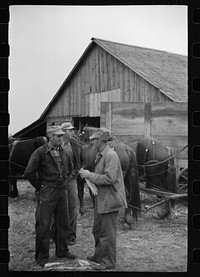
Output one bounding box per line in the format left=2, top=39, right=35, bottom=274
left=45, top=45, right=172, bottom=120
left=101, top=102, right=188, bottom=173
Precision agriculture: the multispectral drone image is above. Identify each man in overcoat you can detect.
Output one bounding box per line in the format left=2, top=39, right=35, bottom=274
left=24, top=126, right=76, bottom=267
left=80, top=127, right=127, bottom=270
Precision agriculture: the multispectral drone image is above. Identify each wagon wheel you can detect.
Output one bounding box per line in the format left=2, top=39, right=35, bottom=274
left=176, top=166, right=188, bottom=194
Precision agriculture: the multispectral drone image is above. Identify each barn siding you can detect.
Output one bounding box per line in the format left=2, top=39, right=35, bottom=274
left=46, top=44, right=173, bottom=120
left=101, top=102, right=188, bottom=173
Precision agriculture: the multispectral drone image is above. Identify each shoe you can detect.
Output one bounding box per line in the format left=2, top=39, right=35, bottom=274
left=65, top=251, right=77, bottom=259
left=58, top=251, right=77, bottom=260
left=87, top=255, right=99, bottom=263
left=36, top=261, right=46, bottom=267
left=91, top=264, right=111, bottom=271
left=68, top=239, right=76, bottom=246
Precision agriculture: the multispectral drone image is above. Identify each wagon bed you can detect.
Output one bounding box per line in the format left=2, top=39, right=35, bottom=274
left=138, top=164, right=188, bottom=213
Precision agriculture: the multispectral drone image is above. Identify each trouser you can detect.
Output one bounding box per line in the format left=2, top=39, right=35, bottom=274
left=35, top=190, right=70, bottom=265
left=65, top=177, right=78, bottom=242
left=92, top=210, right=118, bottom=269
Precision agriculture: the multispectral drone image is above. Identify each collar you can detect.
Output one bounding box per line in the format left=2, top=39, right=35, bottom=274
left=98, top=145, right=109, bottom=157
left=45, top=143, right=63, bottom=153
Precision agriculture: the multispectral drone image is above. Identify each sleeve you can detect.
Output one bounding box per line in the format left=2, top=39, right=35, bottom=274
left=24, top=150, right=41, bottom=191
left=73, top=140, right=84, bottom=170
left=80, top=145, right=84, bottom=168
left=88, top=153, right=119, bottom=186
left=68, top=156, right=73, bottom=176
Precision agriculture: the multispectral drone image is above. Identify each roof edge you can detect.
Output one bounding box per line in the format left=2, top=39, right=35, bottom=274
left=40, top=40, right=94, bottom=118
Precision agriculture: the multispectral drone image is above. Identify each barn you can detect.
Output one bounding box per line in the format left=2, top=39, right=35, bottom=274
left=13, top=38, right=187, bottom=171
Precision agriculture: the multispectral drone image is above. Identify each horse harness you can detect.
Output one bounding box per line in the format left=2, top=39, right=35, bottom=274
left=139, top=137, right=172, bottom=179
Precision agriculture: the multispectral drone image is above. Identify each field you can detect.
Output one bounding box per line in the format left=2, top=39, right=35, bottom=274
left=9, top=180, right=187, bottom=272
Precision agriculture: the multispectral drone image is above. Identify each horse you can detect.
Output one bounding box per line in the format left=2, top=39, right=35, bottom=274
left=9, top=136, right=46, bottom=198
left=136, top=136, right=177, bottom=218
left=78, top=126, right=141, bottom=228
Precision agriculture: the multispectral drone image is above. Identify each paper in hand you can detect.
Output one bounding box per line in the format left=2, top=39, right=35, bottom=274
left=85, top=178, right=98, bottom=196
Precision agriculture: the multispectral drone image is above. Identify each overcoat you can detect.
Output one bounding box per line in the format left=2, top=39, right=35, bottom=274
left=87, top=145, right=127, bottom=214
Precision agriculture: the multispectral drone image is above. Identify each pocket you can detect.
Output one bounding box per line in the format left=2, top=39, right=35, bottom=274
left=107, top=186, right=124, bottom=210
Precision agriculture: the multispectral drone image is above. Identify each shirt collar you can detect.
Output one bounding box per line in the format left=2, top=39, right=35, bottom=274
left=45, top=143, right=63, bottom=152
left=99, top=145, right=109, bottom=157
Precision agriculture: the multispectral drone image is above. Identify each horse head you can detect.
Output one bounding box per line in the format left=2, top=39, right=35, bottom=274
left=137, top=137, right=177, bottom=193
left=82, top=143, right=98, bottom=172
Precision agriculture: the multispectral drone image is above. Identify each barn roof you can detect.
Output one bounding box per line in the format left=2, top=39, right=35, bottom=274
left=40, top=37, right=187, bottom=118
left=93, top=38, right=187, bottom=102
left=12, top=117, right=46, bottom=138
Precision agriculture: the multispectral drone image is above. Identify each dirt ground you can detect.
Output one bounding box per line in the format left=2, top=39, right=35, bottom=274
left=8, top=180, right=188, bottom=272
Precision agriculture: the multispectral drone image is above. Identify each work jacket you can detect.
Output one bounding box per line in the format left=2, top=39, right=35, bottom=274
left=87, top=145, right=127, bottom=214
left=24, top=143, right=72, bottom=201
left=62, top=138, right=84, bottom=180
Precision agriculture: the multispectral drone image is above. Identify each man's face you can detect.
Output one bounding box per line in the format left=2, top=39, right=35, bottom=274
left=63, top=129, right=74, bottom=140
left=51, top=134, right=63, bottom=147
left=90, top=138, right=101, bottom=149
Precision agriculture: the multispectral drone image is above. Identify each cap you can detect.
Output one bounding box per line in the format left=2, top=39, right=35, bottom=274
left=60, top=122, right=75, bottom=131
left=47, top=126, right=65, bottom=135
left=89, top=128, right=110, bottom=141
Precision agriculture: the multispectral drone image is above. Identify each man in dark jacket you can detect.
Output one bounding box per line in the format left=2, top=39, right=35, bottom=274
left=24, top=126, right=76, bottom=267
left=80, top=128, right=127, bottom=270
left=60, top=121, right=83, bottom=245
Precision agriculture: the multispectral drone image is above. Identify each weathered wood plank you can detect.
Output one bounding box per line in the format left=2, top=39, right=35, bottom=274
left=124, top=67, right=130, bottom=102
left=144, top=102, right=151, bottom=137
left=151, top=102, right=187, bottom=136
left=100, top=102, right=188, bottom=170
left=105, top=102, right=112, bottom=131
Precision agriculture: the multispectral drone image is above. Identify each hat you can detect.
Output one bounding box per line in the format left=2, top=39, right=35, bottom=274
left=47, top=126, right=65, bottom=135
left=60, top=122, right=75, bottom=131
left=89, top=128, right=110, bottom=141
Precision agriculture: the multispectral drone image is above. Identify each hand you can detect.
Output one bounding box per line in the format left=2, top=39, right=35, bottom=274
left=79, top=168, right=91, bottom=179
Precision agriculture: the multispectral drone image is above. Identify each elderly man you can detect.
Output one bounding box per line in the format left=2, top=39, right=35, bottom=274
left=24, top=126, right=76, bottom=267
left=60, top=121, right=83, bottom=245
left=79, top=127, right=127, bottom=270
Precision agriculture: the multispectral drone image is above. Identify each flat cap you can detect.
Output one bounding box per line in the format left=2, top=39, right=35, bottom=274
left=89, top=127, right=110, bottom=141
left=47, top=126, right=65, bottom=135
left=60, top=122, right=75, bottom=131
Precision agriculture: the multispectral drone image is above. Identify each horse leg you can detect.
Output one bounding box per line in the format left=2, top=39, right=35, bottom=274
left=124, top=207, right=132, bottom=229
left=9, top=177, right=18, bottom=198
left=124, top=167, right=141, bottom=229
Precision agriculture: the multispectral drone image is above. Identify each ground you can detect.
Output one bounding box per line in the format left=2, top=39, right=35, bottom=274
left=9, top=180, right=187, bottom=272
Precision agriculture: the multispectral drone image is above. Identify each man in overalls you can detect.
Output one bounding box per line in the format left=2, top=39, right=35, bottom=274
left=25, top=126, right=76, bottom=267
left=60, top=121, right=83, bottom=245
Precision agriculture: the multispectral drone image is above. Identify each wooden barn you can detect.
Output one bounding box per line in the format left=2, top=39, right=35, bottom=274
left=13, top=38, right=188, bottom=172
left=40, top=37, right=187, bottom=127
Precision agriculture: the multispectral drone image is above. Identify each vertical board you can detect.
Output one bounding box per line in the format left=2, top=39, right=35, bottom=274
left=144, top=102, right=151, bottom=137
left=107, top=53, right=111, bottom=91
left=101, top=102, right=145, bottom=136
left=105, top=102, right=112, bottom=131
left=116, top=60, right=121, bottom=88
left=101, top=102, right=188, bottom=170
left=151, top=102, right=188, bottom=136
left=124, top=67, right=130, bottom=102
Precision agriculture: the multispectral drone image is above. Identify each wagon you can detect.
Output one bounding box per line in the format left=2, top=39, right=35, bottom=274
left=138, top=164, right=188, bottom=213
left=176, top=166, right=188, bottom=194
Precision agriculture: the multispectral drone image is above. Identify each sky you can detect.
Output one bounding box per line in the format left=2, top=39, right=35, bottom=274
left=9, top=5, right=188, bottom=135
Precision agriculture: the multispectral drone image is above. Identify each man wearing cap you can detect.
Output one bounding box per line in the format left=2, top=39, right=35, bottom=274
left=24, top=126, right=77, bottom=267
left=79, top=127, right=127, bottom=270
left=60, top=121, right=84, bottom=245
